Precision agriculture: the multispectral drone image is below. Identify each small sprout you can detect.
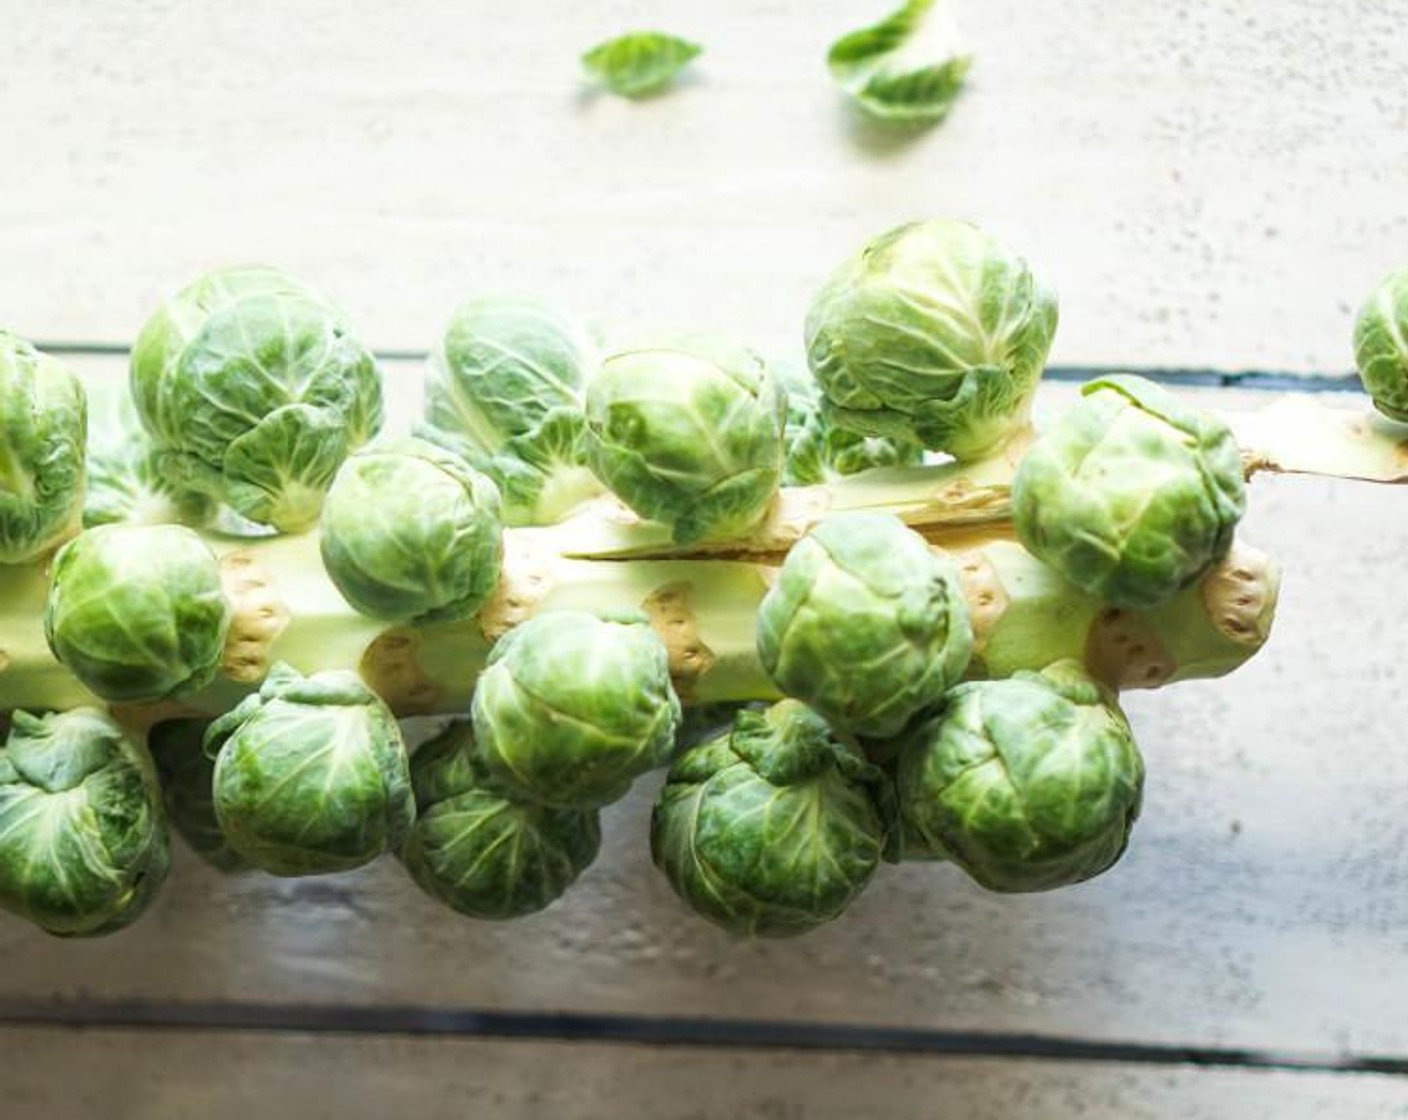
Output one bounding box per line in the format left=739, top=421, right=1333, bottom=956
left=778, top=361, right=922, bottom=484
left=471, top=610, right=681, bottom=809
left=0, top=330, right=86, bottom=563
left=206, top=663, right=415, bottom=877
left=148, top=718, right=249, bottom=873
left=130, top=266, right=383, bottom=532
left=827, top=0, right=972, bottom=126
left=1012, top=375, right=1247, bottom=609
left=84, top=423, right=215, bottom=529
left=582, top=32, right=702, bottom=97
left=757, top=512, right=972, bottom=738
left=896, top=661, right=1144, bottom=892
left=806, top=220, right=1058, bottom=460
left=652, top=700, right=886, bottom=937
left=1353, top=266, right=1408, bottom=421
left=398, top=722, right=600, bottom=919
left=44, top=524, right=232, bottom=703
left=584, top=342, right=787, bottom=543
left=320, top=437, right=504, bottom=623
left=0, top=709, right=169, bottom=936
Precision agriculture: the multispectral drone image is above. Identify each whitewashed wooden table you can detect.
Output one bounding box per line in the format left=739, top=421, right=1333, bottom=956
left=2, top=1, right=1407, bottom=1116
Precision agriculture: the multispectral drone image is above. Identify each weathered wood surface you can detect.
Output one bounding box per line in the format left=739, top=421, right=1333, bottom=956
left=5, top=1029, right=1408, bottom=1120
left=2, top=0, right=1404, bottom=370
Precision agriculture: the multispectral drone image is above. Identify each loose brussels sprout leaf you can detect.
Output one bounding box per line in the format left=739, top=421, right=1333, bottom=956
left=206, top=663, right=415, bottom=877
left=321, top=437, right=504, bottom=622
left=0, top=330, right=86, bottom=563
left=827, top=0, right=971, bottom=125
left=1012, top=375, right=1247, bottom=609
left=757, top=511, right=972, bottom=737
left=130, top=266, right=383, bottom=532
left=0, top=708, right=169, bottom=936
left=423, top=296, right=604, bottom=525
left=896, top=661, right=1144, bottom=892
left=778, top=361, right=922, bottom=485
left=84, top=423, right=215, bottom=529
left=148, top=718, right=249, bottom=873
left=806, top=220, right=1057, bottom=460
left=581, top=31, right=702, bottom=97
left=398, top=722, right=600, bottom=919
left=1353, top=267, right=1408, bottom=421
left=651, top=700, right=885, bottom=937
left=44, top=524, right=232, bottom=703
left=584, top=343, right=787, bottom=543
left=471, top=610, right=681, bottom=808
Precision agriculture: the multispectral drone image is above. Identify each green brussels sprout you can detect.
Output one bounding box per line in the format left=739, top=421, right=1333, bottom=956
left=320, top=437, right=504, bottom=622
left=471, top=610, right=682, bottom=808
left=0, top=708, right=169, bottom=936
left=44, top=524, right=232, bottom=703
left=651, top=700, right=886, bottom=937
left=0, top=330, right=86, bottom=562
left=206, top=663, right=415, bottom=877
left=1012, top=375, right=1247, bottom=609
left=805, top=219, right=1057, bottom=460
left=896, top=661, right=1143, bottom=892
left=584, top=343, right=787, bottom=543
left=398, top=721, right=600, bottom=919
left=148, top=718, right=248, bottom=873
left=84, top=425, right=215, bottom=529
left=130, top=266, right=383, bottom=532
left=756, top=512, right=972, bottom=737
left=422, top=295, right=603, bottom=525
left=778, top=361, right=922, bottom=485
left=1353, top=267, right=1408, bottom=421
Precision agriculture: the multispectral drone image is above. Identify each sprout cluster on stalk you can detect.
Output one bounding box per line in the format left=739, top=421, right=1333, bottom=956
left=2, top=217, right=1391, bottom=943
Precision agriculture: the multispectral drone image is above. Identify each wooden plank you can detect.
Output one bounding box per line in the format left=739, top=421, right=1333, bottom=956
left=5, top=1028, right=1408, bottom=1119
left=1, top=0, right=1404, bottom=370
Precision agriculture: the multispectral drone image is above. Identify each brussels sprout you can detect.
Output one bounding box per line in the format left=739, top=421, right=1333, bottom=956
left=584, top=343, right=787, bottom=543
left=0, top=330, right=86, bottom=562
left=423, top=296, right=603, bottom=525
left=805, top=219, right=1057, bottom=460
left=206, top=663, right=415, bottom=876
left=84, top=425, right=215, bottom=529
left=44, top=524, right=232, bottom=703
left=471, top=610, right=681, bottom=808
left=1012, top=375, right=1247, bottom=609
left=779, top=361, right=922, bottom=485
left=148, top=719, right=248, bottom=873
left=757, top=512, right=972, bottom=737
left=1353, top=267, right=1408, bottom=421
left=321, top=437, right=504, bottom=622
left=651, top=700, right=886, bottom=937
left=0, top=708, right=169, bottom=936
left=398, top=721, right=600, bottom=919
left=130, top=266, right=383, bottom=532
left=896, top=661, right=1143, bottom=892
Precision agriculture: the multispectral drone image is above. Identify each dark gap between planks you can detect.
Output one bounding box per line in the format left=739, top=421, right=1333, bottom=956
left=0, top=998, right=1404, bottom=1077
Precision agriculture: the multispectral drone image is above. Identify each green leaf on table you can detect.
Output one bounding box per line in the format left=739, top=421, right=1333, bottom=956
left=582, top=32, right=703, bottom=97
left=828, top=0, right=972, bottom=125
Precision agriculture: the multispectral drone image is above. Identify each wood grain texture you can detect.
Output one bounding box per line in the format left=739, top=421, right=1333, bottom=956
left=5, top=1028, right=1408, bottom=1120
left=1, top=0, right=1404, bottom=369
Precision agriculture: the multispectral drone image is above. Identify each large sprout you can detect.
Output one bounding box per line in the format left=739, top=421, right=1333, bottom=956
left=0, top=330, right=86, bottom=562
left=584, top=342, right=787, bottom=543
left=652, top=700, right=886, bottom=937
left=0, top=709, right=169, bottom=936
left=1353, top=267, right=1408, bottom=421
left=805, top=219, right=1058, bottom=460
left=148, top=718, right=249, bottom=873
left=1012, top=375, right=1246, bottom=609
left=896, top=661, right=1143, bottom=892
left=130, top=266, right=383, bottom=532
left=206, top=663, right=415, bottom=876
left=44, top=524, right=232, bottom=703
left=471, top=610, right=681, bottom=808
left=398, top=722, right=601, bottom=920
left=320, top=437, right=504, bottom=622
left=422, top=295, right=603, bottom=525
left=778, top=361, right=922, bottom=485
left=756, top=512, right=972, bottom=737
